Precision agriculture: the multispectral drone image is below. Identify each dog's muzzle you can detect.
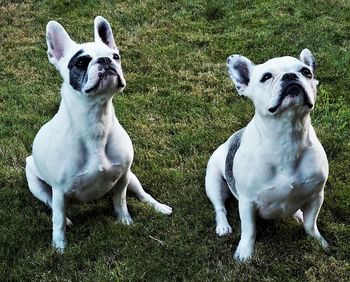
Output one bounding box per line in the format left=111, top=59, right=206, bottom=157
left=85, top=62, right=124, bottom=94
left=268, top=80, right=313, bottom=113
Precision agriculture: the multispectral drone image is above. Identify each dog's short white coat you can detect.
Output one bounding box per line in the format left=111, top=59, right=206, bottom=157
left=205, top=50, right=329, bottom=261
left=26, top=16, right=172, bottom=253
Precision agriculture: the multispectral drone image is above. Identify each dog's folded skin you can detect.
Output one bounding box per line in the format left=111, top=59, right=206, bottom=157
left=26, top=16, right=172, bottom=253
left=205, top=49, right=329, bottom=261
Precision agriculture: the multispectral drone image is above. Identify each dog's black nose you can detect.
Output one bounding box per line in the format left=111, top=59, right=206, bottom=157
left=282, top=72, right=298, bottom=81
left=97, top=57, right=112, bottom=64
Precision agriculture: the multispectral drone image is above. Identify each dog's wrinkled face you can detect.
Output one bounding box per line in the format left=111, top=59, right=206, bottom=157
left=227, top=49, right=319, bottom=116
left=46, top=16, right=126, bottom=97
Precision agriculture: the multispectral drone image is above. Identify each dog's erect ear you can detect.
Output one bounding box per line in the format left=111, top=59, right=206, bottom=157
left=94, top=16, right=117, bottom=49
left=227, top=55, right=255, bottom=96
left=46, top=21, right=74, bottom=67
left=300, top=49, right=316, bottom=73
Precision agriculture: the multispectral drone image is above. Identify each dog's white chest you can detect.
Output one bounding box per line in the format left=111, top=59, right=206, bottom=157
left=255, top=169, right=321, bottom=219
left=68, top=152, right=126, bottom=202
left=234, top=138, right=328, bottom=220
left=249, top=161, right=326, bottom=219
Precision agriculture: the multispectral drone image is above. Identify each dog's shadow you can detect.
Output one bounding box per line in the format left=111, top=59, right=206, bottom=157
left=66, top=191, right=144, bottom=226
left=225, top=195, right=307, bottom=246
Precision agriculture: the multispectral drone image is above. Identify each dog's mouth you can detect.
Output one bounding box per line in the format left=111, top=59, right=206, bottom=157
left=85, top=67, right=123, bottom=94
left=268, top=83, right=313, bottom=113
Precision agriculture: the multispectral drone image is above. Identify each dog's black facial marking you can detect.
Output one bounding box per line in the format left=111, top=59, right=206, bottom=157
left=68, top=50, right=84, bottom=70
left=234, top=61, right=250, bottom=86
left=68, top=49, right=92, bottom=92
left=300, top=67, right=312, bottom=79
left=98, top=22, right=110, bottom=46
left=260, top=72, right=272, bottom=83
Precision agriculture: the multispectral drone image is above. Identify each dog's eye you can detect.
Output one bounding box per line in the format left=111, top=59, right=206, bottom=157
left=113, top=53, right=120, bottom=61
left=76, top=56, right=91, bottom=68
left=260, top=72, right=272, bottom=83
left=301, top=67, right=312, bottom=79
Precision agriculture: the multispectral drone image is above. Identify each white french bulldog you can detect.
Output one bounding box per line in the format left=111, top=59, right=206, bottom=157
left=205, top=49, right=329, bottom=261
left=26, top=16, right=172, bottom=252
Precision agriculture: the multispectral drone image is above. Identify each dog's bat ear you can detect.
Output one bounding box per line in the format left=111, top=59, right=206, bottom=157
left=300, top=49, right=316, bottom=73
left=46, top=21, right=74, bottom=67
left=227, top=55, right=255, bottom=96
left=94, top=16, right=117, bottom=49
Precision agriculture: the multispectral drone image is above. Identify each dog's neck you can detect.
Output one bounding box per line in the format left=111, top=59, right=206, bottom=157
left=59, top=83, right=115, bottom=141
left=251, top=111, right=315, bottom=167
left=253, top=111, right=313, bottom=160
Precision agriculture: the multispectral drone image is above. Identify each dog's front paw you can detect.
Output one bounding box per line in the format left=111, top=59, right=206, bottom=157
left=119, top=214, right=133, bottom=225
left=216, top=223, right=232, bottom=236
left=233, top=243, right=253, bottom=262
left=52, top=239, right=66, bottom=254
left=319, top=236, right=329, bottom=250
left=153, top=202, right=172, bottom=215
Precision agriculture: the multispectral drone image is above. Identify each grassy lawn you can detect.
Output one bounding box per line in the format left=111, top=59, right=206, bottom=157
left=1, top=0, right=349, bottom=280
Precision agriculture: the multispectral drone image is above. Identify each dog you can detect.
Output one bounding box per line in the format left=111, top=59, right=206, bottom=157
left=205, top=49, right=329, bottom=261
left=25, top=16, right=172, bottom=253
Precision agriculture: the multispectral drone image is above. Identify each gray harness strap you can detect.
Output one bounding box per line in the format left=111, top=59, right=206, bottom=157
left=225, top=128, right=245, bottom=196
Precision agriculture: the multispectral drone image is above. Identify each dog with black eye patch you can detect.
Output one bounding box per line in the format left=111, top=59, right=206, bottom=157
left=205, top=50, right=329, bottom=261
left=26, top=16, right=172, bottom=253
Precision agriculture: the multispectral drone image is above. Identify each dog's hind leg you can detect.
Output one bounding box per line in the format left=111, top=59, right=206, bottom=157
left=25, top=156, right=72, bottom=227
left=205, top=152, right=232, bottom=236
left=127, top=171, right=172, bottom=215
left=26, top=156, right=52, bottom=207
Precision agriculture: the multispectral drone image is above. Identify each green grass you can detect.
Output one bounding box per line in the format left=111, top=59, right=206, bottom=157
left=1, top=0, right=350, bottom=280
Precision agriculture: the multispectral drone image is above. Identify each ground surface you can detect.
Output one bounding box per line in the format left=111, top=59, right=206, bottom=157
left=0, top=0, right=349, bottom=281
